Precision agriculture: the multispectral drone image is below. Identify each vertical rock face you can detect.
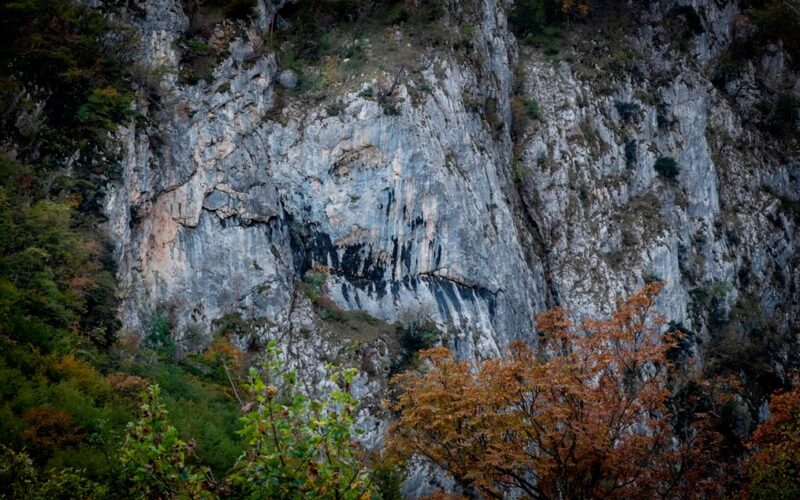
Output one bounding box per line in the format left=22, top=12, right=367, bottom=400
left=109, top=0, right=550, bottom=361
left=108, top=0, right=797, bottom=411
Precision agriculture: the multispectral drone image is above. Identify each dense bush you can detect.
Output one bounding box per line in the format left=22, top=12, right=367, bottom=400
left=750, top=0, right=800, bottom=67
left=615, top=100, right=641, bottom=123
left=121, top=385, right=212, bottom=498
left=0, top=445, right=106, bottom=499
left=759, top=93, right=800, bottom=136
left=654, top=156, right=681, bottom=179
left=624, top=138, right=638, bottom=167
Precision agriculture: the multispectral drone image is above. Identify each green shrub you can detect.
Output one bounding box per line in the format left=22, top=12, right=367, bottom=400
left=300, top=269, right=328, bottom=304
left=120, top=386, right=212, bottom=498
left=0, top=445, right=106, bottom=499
left=520, top=95, right=541, bottom=119
left=654, top=156, right=680, bottom=180
left=141, top=314, right=176, bottom=360
left=326, top=104, right=343, bottom=117
left=667, top=5, right=705, bottom=37
left=509, top=0, right=557, bottom=39
left=766, top=93, right=800, bottom=136
left=751, top=1, right=800, bottom=67
left=214, top=0, right=258, bottom=20
left=0, top=0, right=134, bottom=172
left=391, top=316, right=439, bottom=372
left=124, top=360, right=246, bottom=477
left=228, top=341, right=376, bottom=498
left=382, top=102, right=401, bottom=115
left=624, top=138, right=637, bottom=167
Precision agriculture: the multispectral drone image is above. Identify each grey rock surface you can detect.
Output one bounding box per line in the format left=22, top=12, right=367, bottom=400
left=276, top=69, right=298, bottom=89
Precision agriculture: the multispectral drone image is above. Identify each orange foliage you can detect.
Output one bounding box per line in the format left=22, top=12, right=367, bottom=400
left=203, top=337, right=245, bottom=374
left=390, top=283, right=725, bottom=498
left=561, top=0, right=591, bottom=16
left=106, top=372, right=147, bottom=399
left=744, top=382, right=800, bottom=498
left=22, top=407, right=83, bottom=458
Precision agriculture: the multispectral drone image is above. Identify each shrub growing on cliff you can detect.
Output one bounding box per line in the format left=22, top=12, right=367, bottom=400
left=751, top=0, right=800, bottom=67
left=0, top=0, right=134, bottom=171
left=615, top=100, right=641, bottom=123
left=624, top=138, right=637, bottom=167
left=654, top=156, right=680, bottom=180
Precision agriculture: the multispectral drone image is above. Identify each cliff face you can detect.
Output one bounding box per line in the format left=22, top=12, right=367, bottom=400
left=109, top=0, right=546, bottom=359
left=107, top=0, right=798, bottom=459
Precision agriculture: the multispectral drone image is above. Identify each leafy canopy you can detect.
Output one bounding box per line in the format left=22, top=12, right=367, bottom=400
left=390, top=282, right=726, bottom=498
left=745, top=383, right=800, bottom=500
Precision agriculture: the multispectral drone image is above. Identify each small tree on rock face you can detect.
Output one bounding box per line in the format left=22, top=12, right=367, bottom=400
left=390, top=282, right=726, bottom=498
left=654, top=156, right=681, bottom=180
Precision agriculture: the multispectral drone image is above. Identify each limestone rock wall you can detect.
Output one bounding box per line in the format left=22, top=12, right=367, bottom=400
left=106, top=0, right=798, bottom=433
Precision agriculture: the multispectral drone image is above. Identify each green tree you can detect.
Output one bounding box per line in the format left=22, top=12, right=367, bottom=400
left=120, top=385, right=213, bottom=499
left=227, top=341, right=375, bottom=499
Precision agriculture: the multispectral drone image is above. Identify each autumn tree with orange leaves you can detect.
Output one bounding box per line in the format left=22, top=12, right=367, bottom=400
left=389, top=282, right=726, bottom=499
left=744, top=382, right=800, bottom=499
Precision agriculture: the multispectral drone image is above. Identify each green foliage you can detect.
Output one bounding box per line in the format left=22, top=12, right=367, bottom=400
left=382, top=102, right=401, bottom=116
left=757, top=93, right=800, bottom=137
left=142, top=314, right=177, bottom=360
left=654, top=156, right=680, bottom=180
left=372, top=461, right=404, bottom=500
left=509, top=0, right=572, bottom=54
left=0, top=0, right=134, bottom=172
left=751, top=0, right=800, bottom=67
left=326, top=104, right=344, bottom=117
left=227, top=341, right=375, bottom=498
left=522, top=96, right=541, bottom=119
left=120, top=385, right=213, bottom=498
left=0, top=158, right=118, bottom=348
left=0, top=445, right=106, bottom=499
left=211, top=0, right=258, bottom=20
left=300, top=270, right=328, bottom=304
left=127, top=355, right=246, bottom=476
left=523, top=26, right=564, bottom=55
left=509, top=0, right=557, bottom=39
left=667, top=5, right=705, bottom=38
left=510, top=95, right=541, bottom=138
left=390, top=315, right=439, bottom=373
